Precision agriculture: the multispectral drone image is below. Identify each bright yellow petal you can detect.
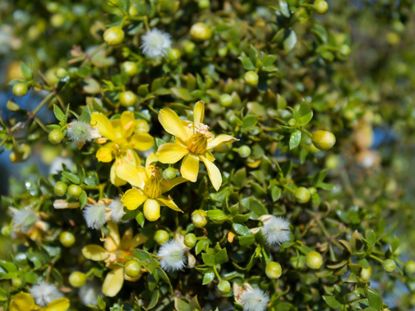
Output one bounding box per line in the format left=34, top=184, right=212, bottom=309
left=82, top=245, right=109, bottom=261
left=120, top=111, right=136, bottom=138
left=157, top=143, right=189, bottom=164
left=193, top=101, right=205, bottom=125
left=102, top=267, right=124, bottom=297
left=9, top=292, right=37, bottom=311
left=121, top=188, right=147, bottom=210
left=158, top=108, right=190, bottom=142
left=130, top=132, right=154, bottom=151
left=41, top=298, right=70, bottom=311
left=96, top=144, right=114, bottom=162
left=115, top=162, right=146, bottom=188
left=207, top=134, right=237, bottom=150
left=110, top=164, right=127, bottom=186
left=157, top=196, right=183, bottom=212
left=201, top=156, right=222, bottom=191
left=160, top=177, right=187, bottom=193
left=90, top=112, right=115, bottom=140
left=180, top=154, right=200, bottom=182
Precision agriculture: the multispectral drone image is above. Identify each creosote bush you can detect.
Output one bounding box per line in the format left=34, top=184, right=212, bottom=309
left=1, top=0, right=415, bottom=310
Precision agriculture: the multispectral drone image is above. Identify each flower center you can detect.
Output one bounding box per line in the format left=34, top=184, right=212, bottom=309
left=144, top=167, right=163, bottom=198
left=187, top=133, right=208, bottom=154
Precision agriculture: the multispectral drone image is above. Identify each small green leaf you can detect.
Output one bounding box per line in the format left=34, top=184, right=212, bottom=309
left=239, top=54, right=256, bottom=70
left=284, top=30, right=297, bottom=52
left=170, top=87, right=193, bottom=101
left=202, top=271, right=215, bottom=285
left=21, top=63, right=33, bottom=79
left=53, top=105, right=66, bottom=122
left=232, top=223, right=251, bottom=236
left=289, top=130, right=302, bottom=150
left=323, top=296, right=343, bottom=309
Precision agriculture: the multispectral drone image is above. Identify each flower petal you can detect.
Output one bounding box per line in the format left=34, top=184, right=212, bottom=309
left=121, top=188, right=147, bottom=210
left=9, top=292, right=37, bottom=311
left=130, top=132, right=154, bottom=151
left=96, top=144, right=114, bottom=162
left=42, top=298, right=70, bottom=311
left=120, top=111, right=136, bottom=137
left=157, top=143, right=188, bottom=164
left=207, top=134, right=237, bottom=150
left=201, top=156, right=222, bottom=191
left=110, top=164, right=127, bottom=186
left=193, top=101, right=205, bottom=125
left=115, top=162, right=146, bottom=188
left=82, top=244, right=109, bottom=261
left=90, top=112, right=115, bottom=141
left=160, top=177, right=187, bottom=193
left=180, top=154, right=200, bottom=182
left=157, top=196, right=183, bottom=212
left=158, top=108, right=189, bottom=142
left=102, top=267, right=124, bottom=297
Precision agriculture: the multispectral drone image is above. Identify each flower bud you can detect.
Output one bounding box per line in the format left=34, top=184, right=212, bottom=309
left=69, top=271, right=87, bottom=288
left=121, top=61, right=139, bottom=76
left=314, top=0, right=328, bottom=14
left=405, top=260, right=415, bottom=275
left=167, top=48, right=181, bottom=62
left=184, top=233, right=197, bottom=248
left=67, top=184, right=82, bottom=198
left=48, top=129, right=64, bottom=145
left=192, top=210, right=207, bottom=228
left=54, top=181, right=68, bottom=196
left=265, top=261, right=282, bottom=279
left=198, top=0, right=210, bottom=9
left=59, top=231, right=75, bottom=247
left=119, top=91, right=138, bottom=107
left=154, top=229, right=169, bottom=245
left=190, top=22, right=212, bottom=41
left=244, top=71, right=259, bottom=87
left=219, top=94, right=233, bottom=107
left=103, top=26, right=125, bottom=45
left=143, top=199, right=160, bottom=222
left=383, top=259, right=396, bottom=272
left=124, top=260, right=141, bottom=278
left=360, top=266, right=372, bottom=281
left=163, top=167, right=178, bottom=180
left=12, top=82, right=28, bottom=97
left=238, top=145, right=251, bottom=158
left=294, top=187, right=311, bottom=204
left=182, top=40, right=196, bottom=54
left=306, top=251, right=323, bottom=270
left=312, top=130, right=336, bottom=150
left=218, top=280, right=231, bottom=294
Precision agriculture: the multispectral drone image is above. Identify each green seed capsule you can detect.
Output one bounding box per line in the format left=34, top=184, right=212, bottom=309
left=244, top=71, right=259, bottom=87
left=184, top=233, right=197, bottom=248
left=119, top=91, right=138, bottom=107
left=238, top=146, right=251, bottom=158
left=190, top=22, right=212, bottom=41
left=306, top=251, right=323, bottom=270
left=192, top=210, right=207, bottom=228
left=54, top=181, right=68, bottom=196
left=295, top=187, right=311, bottom=204
left=218, top=280, right=231, bottom=294
left=154, top=230, right=169, bottom=245
left=219, top=94, right=233, bottom=107
left=12, top=82, right=28, bottom=97
left=69, top=271, right=87, bottom=288
left=48, top=129, right=64, bottom=145
left=67, top=184, right=82, bottom=198
left=266, top=261, right=282, bottom=279
left=59, top=231, right=75, bottom=247
left=383, top=259, right=396, bottom=272
left=103, top=26, right=125, bottom=45
left=312, top=130, right=336, bottom=150
left=314, top=0, right=328, bottom=14
left=124, top=260, right=142, bottom=278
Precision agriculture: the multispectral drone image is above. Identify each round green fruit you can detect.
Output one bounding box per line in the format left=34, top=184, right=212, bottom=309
left=69, top=271, right=87, bottom=288
left=306, top=251, right=323, bottom=270
left=59, top=231, right=75, bottom=247
left=103, top=26, right=125, bottom=45
left=266, top=261, right=282, bottom=279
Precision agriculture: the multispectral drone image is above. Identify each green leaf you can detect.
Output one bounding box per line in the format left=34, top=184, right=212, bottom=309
left=170, top=87, right=193, bottom=101
left=21, top=62, right=33, bottom=79
left=240, top=197, right=268, bottom=219
left=239, top=54, right=256, bottom=70
left=207, top=210, right=228, bottom=223
left=6, top=100, right=20, bottom=111
left=366, top=288, right=383, bottom=310
left=284, top=30, right=297, bottom=52
left=289, top=130, right=302, bottom=150
left=195, top=238, right=210, bottom=255
left=147, top=289, right=160, bottom=309
left=136, top=211, right=145, bottom=227
left=241, top=115, right=258, bottom=130
left=53, top=105, right=66, bottom=122
left=61, top=171, right=80, bottom=184
left=174, top=298, right=192, bottom=311
left=202, top=271, right=215, bottom=285
left=323, top=296, right=343, bottom=309
left=232, top=223, right=251, bottom=236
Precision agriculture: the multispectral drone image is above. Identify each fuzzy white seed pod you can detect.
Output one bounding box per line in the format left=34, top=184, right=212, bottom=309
left=260, top=215, right=291, bottom=245
left=157, top=237, right=187, bottom=272
left=141, top=29, right=172, bottom=59
left=83, top=203, right=107, bottom=229
left=67, top=120, right=100, bottom=144
left=79, top=282, right=100, bottom=306
left=109, top=199, right=125, bottom=223
left=239, top=284, right=269, bottom=311
left=49, top=157, right=75, bottom=175
left=29, top=281, right=62, bottom=306
left=10, top=206, right=38, bottom=233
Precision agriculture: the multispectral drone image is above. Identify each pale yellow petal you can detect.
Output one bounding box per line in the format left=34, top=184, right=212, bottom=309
left=115, top=162, right=146, bottom=188
left=180, top=154, right=200, bottom=182
left=157, top=196, right=183, bottom=212
left=102, top=267, right=124, bottom=297
left=41, top=298, right=70, bottom=311
left=201, top=156, right=222, bottom=191
left=90, top=112, right=115, bottom=140
left=158, top=108, right=189, bottom=142
left=130, top=132, right=154, bottom=151
left=160, top=177, right=187, bottom=193
left=193, top=101, right=205, bottom=125
left=9, top=292, right=37, bottom=311
left=82, top=245, right=109, bottom=261
left=121, top=188, right=147, bottom=210
left=120, top=111, right=136, bottom=137
left=157, top=143, right=189, bottom=164
left=110, top=164, right=127, bottom=186
left=207, top=134, right=237, bottom=150
left=96, top=144, right=114, bottom=162
left=104, top=221, right=120, bottom=251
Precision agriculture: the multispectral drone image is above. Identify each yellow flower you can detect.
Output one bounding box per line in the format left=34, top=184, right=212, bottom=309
left=81, top=222, right=147, bottom=297
left=119, top=154, right=186, bottom=221
left=90, top=111, right=154, bottom=186
left=9, top=292, right=69, bottom=311
left=156, top=101, right=236, bottom=190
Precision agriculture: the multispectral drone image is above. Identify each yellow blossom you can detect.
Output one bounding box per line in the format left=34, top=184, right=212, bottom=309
left=118, top=154, right=186, bottom=221
left=156, top=101, right=236, bottom=190
left=81, top=222, right=147, bottom=297
left=90, top=111, right=154, bottom=186
left=9, top=292, right=69, bottom=311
